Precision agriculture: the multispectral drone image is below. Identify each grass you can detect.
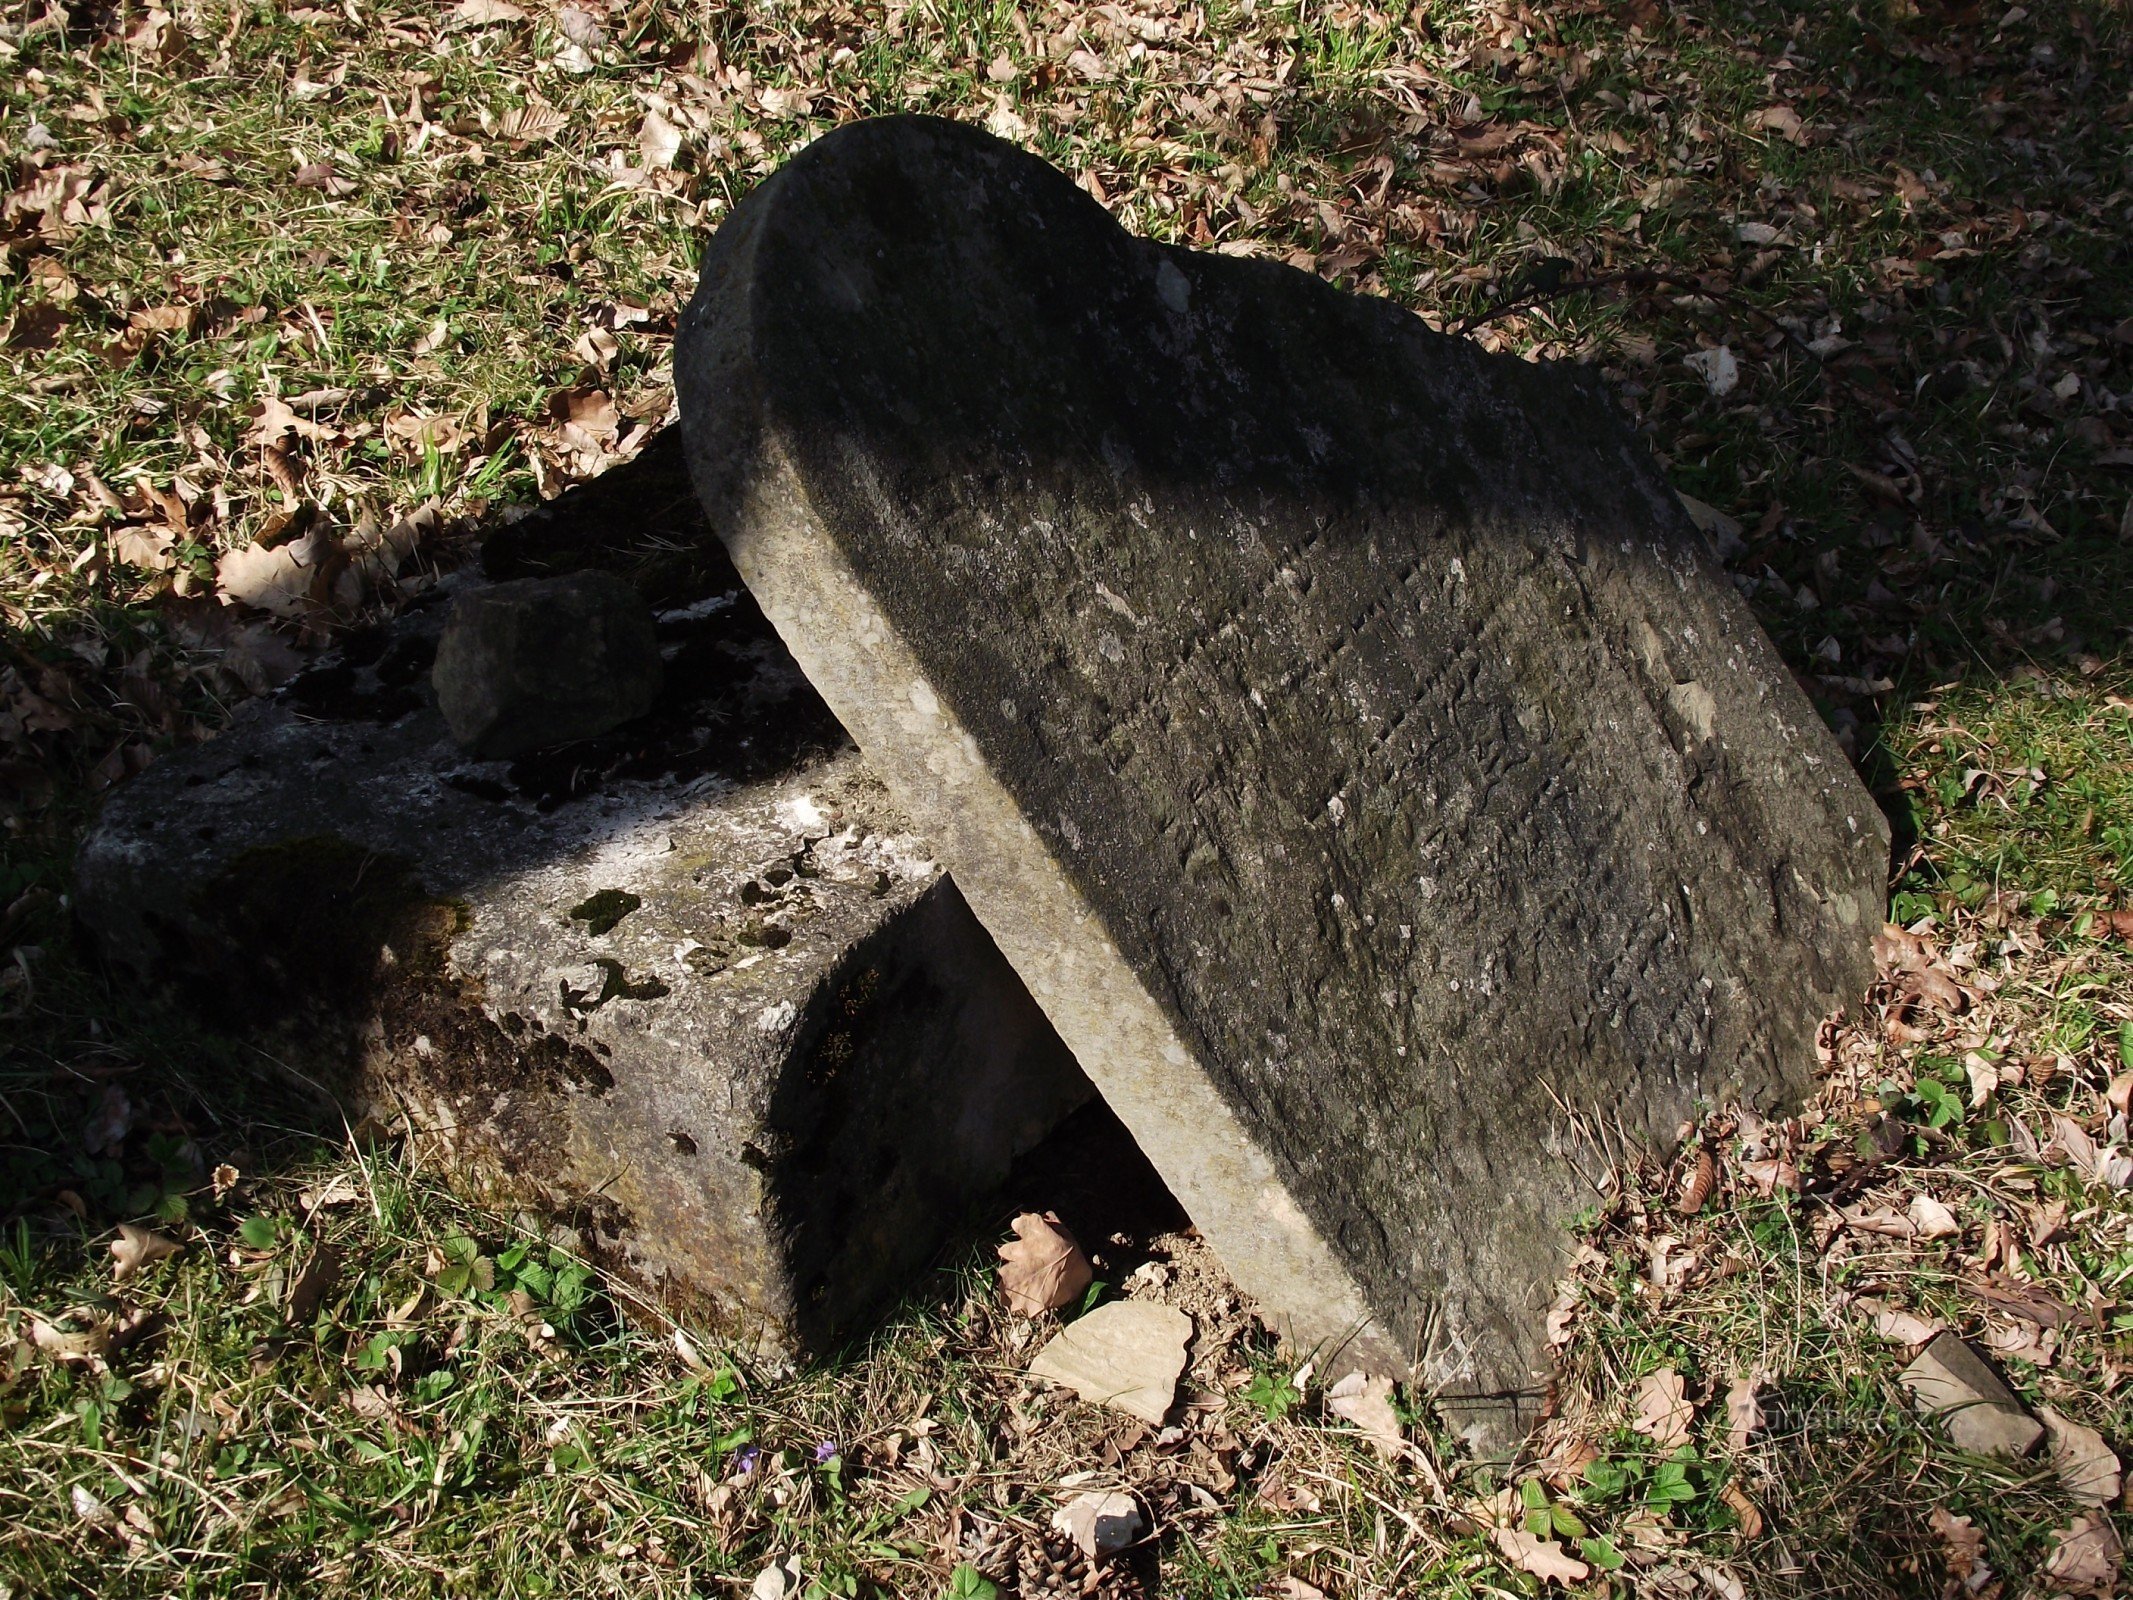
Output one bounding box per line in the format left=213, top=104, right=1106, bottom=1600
left=3, top=0, right=2132, bottom=1594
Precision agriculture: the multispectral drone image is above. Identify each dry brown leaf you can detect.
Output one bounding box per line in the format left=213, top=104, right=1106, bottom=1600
left=2040, top=1408, right=2123, bottom=1507
left=2051, top=1114, right=2133, bottom=1187
left=1676, top=1149, right=1716, bottom=1215
left=1906, top=1194, right=1961, bottom=1239
left=299, top=1174, right=362, bottom=1218
left=756, top=86, right=813, bottom=119
left=639, top=110, right=685, bottom=170
left=1751, top=104, right=1807, bottom=143
left=286, top=1242, right=343, bottom=1324
left=1928, top=1507, right=1989, bottom=1590
left=1869, top=1303, right=1946, bottom=1345
left=1980, top=1319, right=2056, bottom=1367
left=1050, top=1489, right=1143, bottom=1559
left=4, top=303, right=68, bottom=350
left=1738, top=1157, right=1800, bottom=1195
left=497, top=101, right=567, bottom=144
left=453, top=0, right=525, bottom=22
left=996, top=1211, right=1091, bottom=1315
left=550, top=385, right=618, bottom=439
left=1721, top=1374, right=1761, bottom=1452
left=109, top=1224, right=180, bottom=1283
left=250, top=393, right=339, bottom=447
left=1490, top=1526, right=1589, bottom=1586
left=556, top=3, right=607, bottom=48
left=2027, top=1198, right=2069, bottom=1246
left=29, top=1315, right=112, bottom=1366
left=2041, top=1510, right=2122, bottom=1598
left=1324, top=1371, right=1407, bottom=1461
left=1718, top=1481, right=1762, bottom=1538
left=292, top=160, right=355, bottom=197
left=1873, top=923, right=1932, bottom=972
left=217, top=527, right=331, bottom=617
left=1632, top=1368, right=1694, bottom=1450
left=1840, top=1204, right=1918, bottom=1238
left=111, top=525, right=176, bottom=571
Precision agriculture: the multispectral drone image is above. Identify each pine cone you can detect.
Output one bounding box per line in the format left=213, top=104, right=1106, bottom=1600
left=1017, top=1531, right=1089, bottom=1597
left=959, top=1515, right=1022, bottom=1585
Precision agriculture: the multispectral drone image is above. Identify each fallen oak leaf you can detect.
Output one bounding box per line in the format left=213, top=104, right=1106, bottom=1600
left=291, top=160, right=355, bottom=197
left=496, top=100, right=567, bottom=144
left=2040, top=1407, right=2123, bottom=1507
left=451, top=0, right=525, bottom=22
left=249, top=393, right=338, bottom=446
left=216, top=522, right=337, bottom=617
left=639, top=109, right=685, bottom=171
left=996, top=1211, right=1091, bottom=1315
left=1632, top=1367, right=1695, bottom=1450
left=1050, top=1490, right=1143, bottom=1559
left=2041, top=1510, right=2122, bottom=1598
left=110, top=1224, right=181, bottom=1283
left=29, top=1314, right=112, bottom=1366
left=1324, top=1370, right=1408, bottom=1462
left=2051, top=1114, right=2133, bottom=1188
left=1864, top=1300, right=1946, bottom=1345
left=1751, top=103, right=1808, bottom=143
left=1928, top=1507, right=1989, bottom=1591
left=1490, top=1526, right=1589, bottom=1586
left=110, top=524, right=176, bottom=571
left=1907, top=1194, right=1962, bottom=1239
left=1721, top=1373, right=1762, bottom=1453
left=1737, top=1157, right=1799, bottom=1195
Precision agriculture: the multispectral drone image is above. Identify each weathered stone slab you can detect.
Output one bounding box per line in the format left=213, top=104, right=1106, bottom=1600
left=676, top=116, right=1887, bottom=1441
left=76, top=448, right=1090, bottom=1350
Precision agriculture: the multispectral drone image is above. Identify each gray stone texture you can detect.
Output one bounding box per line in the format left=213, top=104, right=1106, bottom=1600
left=1900, top=1334, right=2044, bottom=1457
left=431, top=568, right=663, bottom=759
left=76, top=441, right=1090, bottom=1351
left=676, top=115, right=1887, bottom=1443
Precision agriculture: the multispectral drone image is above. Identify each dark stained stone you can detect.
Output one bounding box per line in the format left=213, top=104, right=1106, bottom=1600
left=432, top=568, right=664, bottom=759
left=676, top=115, right=1887, bottom=1446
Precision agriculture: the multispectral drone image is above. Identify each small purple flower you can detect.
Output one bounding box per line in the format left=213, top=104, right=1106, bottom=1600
left=733, top=1445, right=761, bottom=1477
left=812, top=1440, right=838, bottom=1464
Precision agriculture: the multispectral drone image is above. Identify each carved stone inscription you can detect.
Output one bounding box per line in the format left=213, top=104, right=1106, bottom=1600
left=678, top=114, right=1887, bottom=1443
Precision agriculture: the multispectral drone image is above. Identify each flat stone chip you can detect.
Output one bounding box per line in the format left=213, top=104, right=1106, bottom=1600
left=677, top=115, right=1886, bottom=1443
left=1028, top=1302, right=1192, bottom=1426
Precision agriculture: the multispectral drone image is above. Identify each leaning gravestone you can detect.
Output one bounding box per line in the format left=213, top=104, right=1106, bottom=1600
left=76, top=437, right=1090, bottom=1351
left=677, top=115, right=1887, bottom=1444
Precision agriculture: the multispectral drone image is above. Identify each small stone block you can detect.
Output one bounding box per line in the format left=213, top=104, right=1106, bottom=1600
left=1027, top=1301, right=1191, bottom=1425
left=77, top=460, right=1090, bottom=1354
left=431, top=568, right=663, bottom=759
left=1900, top=1333, right=2044, bottom=1457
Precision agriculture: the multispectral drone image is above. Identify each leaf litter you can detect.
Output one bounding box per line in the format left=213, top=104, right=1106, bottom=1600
left=6, top=0, right=2133, bottom=1594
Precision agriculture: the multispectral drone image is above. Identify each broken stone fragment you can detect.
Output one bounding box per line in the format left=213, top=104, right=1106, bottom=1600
left=676, top=114, right=1887, bottom=1448
left=431, top=568, right=663, bottom=759
left=76, top=453, right=1090, bottom=1352
left=1027, top=1300, right=1190, bottom=1425
left=1899, top=1333, right=2044, bottom=1456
